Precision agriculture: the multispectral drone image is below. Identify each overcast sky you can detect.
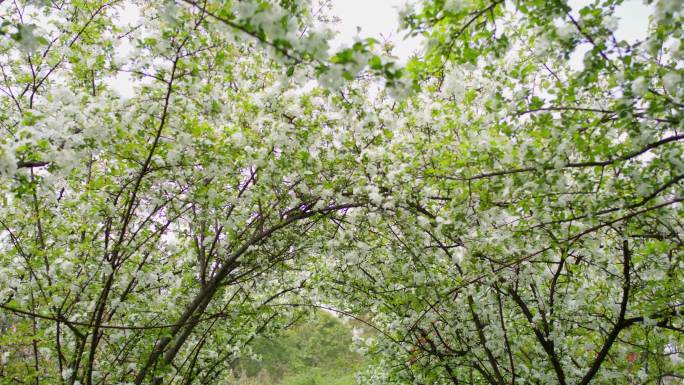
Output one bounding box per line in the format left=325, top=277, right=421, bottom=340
left=108, top=0, right=653, bottom=97
left=330, top=0, right=652, bottom=61
left=329, top=0, right=420, bottom=60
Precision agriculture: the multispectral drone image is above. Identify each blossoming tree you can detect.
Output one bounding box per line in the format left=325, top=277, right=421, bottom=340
left=0, top=0, right=681, bottom=384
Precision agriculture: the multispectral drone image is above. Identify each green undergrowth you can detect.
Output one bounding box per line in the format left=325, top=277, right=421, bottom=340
left=228, top=311, right=368, bottom=385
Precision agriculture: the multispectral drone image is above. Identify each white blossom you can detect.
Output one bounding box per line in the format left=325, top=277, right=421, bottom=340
left=631, top=76, right=649, bottom=97
left=662, top=72, right=681, bottom=94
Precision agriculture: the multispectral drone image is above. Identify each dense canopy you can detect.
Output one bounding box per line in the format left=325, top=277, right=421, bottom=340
left=0, top=0, right=682, bottom=384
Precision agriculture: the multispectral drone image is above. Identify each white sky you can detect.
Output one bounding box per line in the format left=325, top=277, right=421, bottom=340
left=330, top=0, right=421, bottom=60
left=108, top=0, right=653, bottom=97
left=331, top=0, right=651, bottom=61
